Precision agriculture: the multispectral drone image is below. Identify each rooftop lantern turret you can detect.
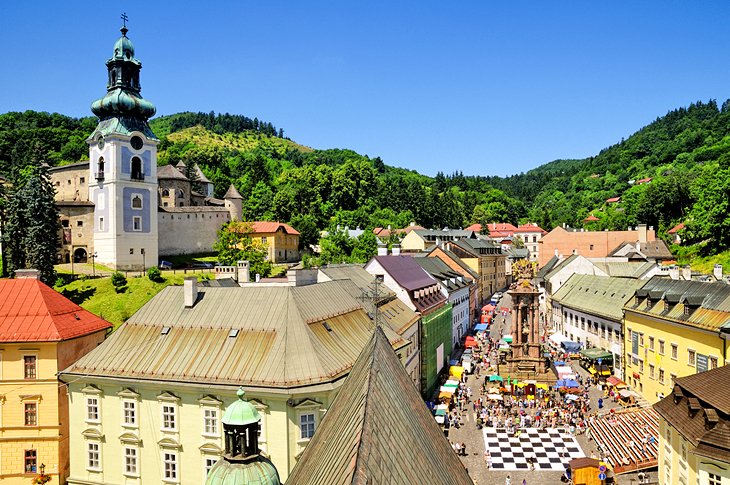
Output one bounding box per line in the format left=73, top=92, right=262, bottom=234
left=89, top=14, right=157, bottom=140
left=205, top=388, right=280, bottom=485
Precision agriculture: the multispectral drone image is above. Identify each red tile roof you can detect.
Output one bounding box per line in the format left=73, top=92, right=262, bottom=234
left=606, top=197, right=621, bottom=203
left=583, top=215, right=599, bottom=222
left=250, top=221, right=300, bottom=235
left=636, top=177, right=652, bottom=184
left=486, top=222, right=518, bottom=233
left=513, top=223, right=547, bottom=234
left=0, top=279, right=111, bottom=342
left=465, top=223, right=482, bottom=232
left=668, top=222, right=686, bottom=234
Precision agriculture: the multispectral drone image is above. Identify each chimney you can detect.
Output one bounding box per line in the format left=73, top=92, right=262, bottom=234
left=377, top=243, right=388, bottom=256
left=682, top=265, right=692, bottom=281
left=15, top=269, right=40, bottom=279
left=237, top=260, right=250, bottom=283
left=554, top=249, right=559, bottom=257
left=392, top=244, right=401, bottom=256
left=714, top=264, right=723, bottom=281
left=287, top=268, right=318, bottom=286
left=638, top=224, right=648, bottom=243
left=669, top=266, right=679, bottom=280
left=184, top=277, right=198, bottom=308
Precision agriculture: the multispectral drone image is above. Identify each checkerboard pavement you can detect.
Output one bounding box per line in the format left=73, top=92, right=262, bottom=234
left=483, top=427, right=585, bottom=471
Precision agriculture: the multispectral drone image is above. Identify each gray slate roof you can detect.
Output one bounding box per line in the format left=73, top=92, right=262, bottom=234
left=157, top=164, right=189, bottom=180
left=373, top=255, right=437, bottom=292
left=286, top=326, right=473, bottom=485
left=551, top=274, right=647, bottom=322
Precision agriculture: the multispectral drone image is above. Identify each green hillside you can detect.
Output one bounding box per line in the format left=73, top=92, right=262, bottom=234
left=2, top=101, right=730, bottom=258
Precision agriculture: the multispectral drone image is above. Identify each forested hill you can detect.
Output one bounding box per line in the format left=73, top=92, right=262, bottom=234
left=2, top=100, right=730, bottom=253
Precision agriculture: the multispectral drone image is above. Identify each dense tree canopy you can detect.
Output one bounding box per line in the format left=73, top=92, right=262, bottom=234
left=4, top=99, right=730, bottom=263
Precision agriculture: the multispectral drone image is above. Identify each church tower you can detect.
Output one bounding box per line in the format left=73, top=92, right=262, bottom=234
left=88, top=18, right=158, bottom=271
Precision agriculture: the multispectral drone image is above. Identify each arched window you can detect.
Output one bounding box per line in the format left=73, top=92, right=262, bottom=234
left=162, top=189, right=170, bottom=197
left=131, top=195, right=142, bottom=209
left=96, top=157, right=105, bottom=180
left=131, top=156, right=143, bottom=180
left=178, top=190, right=184, bottom=198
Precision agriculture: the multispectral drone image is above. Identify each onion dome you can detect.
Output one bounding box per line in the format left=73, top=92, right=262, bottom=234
left=205, top=456, right=281, bottom=485
left=223, top=388, right=261, bottom=426
left=90, top=25, right=156, bottom=122
left=205, top=387, right=281, bottom=485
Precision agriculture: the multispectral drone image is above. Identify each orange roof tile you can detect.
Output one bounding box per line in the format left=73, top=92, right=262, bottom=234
left=0, top=279, right=111, bottom=342
left=606, top=197, right=621, bottom=203
left=668, top=222, right=686, bottom=234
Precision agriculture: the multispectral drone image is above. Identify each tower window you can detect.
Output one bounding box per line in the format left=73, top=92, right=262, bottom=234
left=132, top=217, right=142, bottom=232
left=99, top=217, right=105, bottom=231
left=131, top=157, right=143, bottom=181
left=162, top=189, right=169, bottom=197
left=96, top=157, right=105, bottom=180
left=131, top=195, right=143, bottom=209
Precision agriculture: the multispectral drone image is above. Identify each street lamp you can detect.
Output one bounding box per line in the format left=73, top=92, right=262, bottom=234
left=90, top=252, right=98, bottom=278
left=40, top=463, right=45, bottom=474
left=141, top=248, right=146, bottom=273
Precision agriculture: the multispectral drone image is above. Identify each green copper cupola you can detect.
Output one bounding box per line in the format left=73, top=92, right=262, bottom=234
left=89, top=21, right=157, bottom=140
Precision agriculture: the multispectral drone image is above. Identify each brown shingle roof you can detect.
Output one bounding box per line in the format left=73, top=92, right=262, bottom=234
left=373, top=255, right=437, bottom=292
left=654, top=364, right=730, bottom=464
left=286, top=326, right=473, bottom=485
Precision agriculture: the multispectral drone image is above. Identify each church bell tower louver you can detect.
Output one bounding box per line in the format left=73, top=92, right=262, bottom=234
left=88, top=15, right=159, bottom=271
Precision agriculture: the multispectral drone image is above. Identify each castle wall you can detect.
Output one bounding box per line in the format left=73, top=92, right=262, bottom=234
left=158, top=209, right=231, bottom=256
left=50, top=163, right=90, bottom=202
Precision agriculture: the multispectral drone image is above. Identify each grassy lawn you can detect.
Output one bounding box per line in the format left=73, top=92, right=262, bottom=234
left=55, top=273, right=206, bottom=329
left=159, top=253, right=218, bottom=268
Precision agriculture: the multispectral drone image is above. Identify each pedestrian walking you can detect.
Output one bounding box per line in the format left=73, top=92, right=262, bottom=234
left=505, top=475, right=511, bottom=485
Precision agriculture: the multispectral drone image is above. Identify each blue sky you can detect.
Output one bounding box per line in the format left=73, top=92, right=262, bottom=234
left=2, top=2, right=730, bottom=177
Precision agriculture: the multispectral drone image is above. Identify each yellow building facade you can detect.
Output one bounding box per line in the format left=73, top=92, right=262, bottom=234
left=64, top=381, right=335, bottom=484
left=623, top=278, right=730, bottom=404
left=249, top=222, right=300, bottom=263
left=0, top=277, right=110, bottom=484
left=654, top=365, right=730, bottom=485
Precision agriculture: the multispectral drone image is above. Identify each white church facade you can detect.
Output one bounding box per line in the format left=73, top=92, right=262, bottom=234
left=50, top=25, right=242, bottom=270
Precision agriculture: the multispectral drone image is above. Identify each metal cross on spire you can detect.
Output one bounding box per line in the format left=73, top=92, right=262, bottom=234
left=121, top=12, right=129, bottom=28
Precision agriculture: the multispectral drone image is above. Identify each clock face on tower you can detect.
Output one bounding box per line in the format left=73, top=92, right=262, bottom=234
left=130, top=135, right=144, bottom=150
left=97, top=137, right=105, bottom=150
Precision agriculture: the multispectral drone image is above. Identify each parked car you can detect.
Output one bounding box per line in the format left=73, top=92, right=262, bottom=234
left=159, top=260, right=173, bottom=270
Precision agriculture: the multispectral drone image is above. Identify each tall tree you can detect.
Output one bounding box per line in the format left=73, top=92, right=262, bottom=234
left=213, top=221, right=272, bottom=277
left=2, top=163, right=60, bottom=283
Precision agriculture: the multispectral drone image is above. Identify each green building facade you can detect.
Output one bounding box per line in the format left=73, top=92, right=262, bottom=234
left=420, top=303, right=453, bottom=398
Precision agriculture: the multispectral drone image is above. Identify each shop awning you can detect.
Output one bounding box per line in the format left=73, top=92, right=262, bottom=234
left=549, top=332, right=569, bottom=345
left=488, top=375, right=504, bottom=382
left=449, top=366, right=464, bottom=379
left=482, top=304, right=496, bottom=312
left=561, top=340, right=582, bottom=352
left=475, top=323, right=488, bottom=331
left=579, top=348, right=613, bottom=361
left=606, top=376, right=627, bottom=388
left=502, top=334, right=513, bottom=343
left=487, top=393, right=503, bottom=401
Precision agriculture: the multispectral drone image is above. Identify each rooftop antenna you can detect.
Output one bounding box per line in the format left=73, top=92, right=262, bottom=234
left=357, top=275, right=385, bottom=329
